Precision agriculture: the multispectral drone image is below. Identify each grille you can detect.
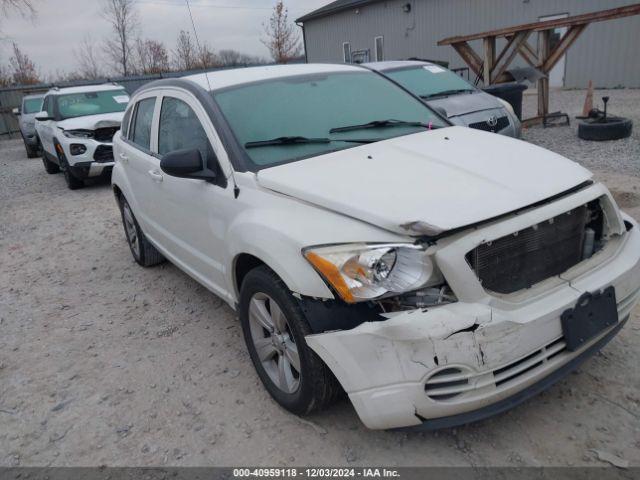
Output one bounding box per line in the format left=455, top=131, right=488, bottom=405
left=94, top=127, right=119, bottom=142
left=467, top=206, right=593, bottom=294
left=468, top=115, right=510, bottom=132
left=424, top=337, right=568, bottom=401
left=93, top=145, right=114, bottom=162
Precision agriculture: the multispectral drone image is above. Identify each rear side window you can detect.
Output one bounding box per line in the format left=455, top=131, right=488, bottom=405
left=130, top=98, right=156, bottom=150
left=158, top=97, right=213, bottom=162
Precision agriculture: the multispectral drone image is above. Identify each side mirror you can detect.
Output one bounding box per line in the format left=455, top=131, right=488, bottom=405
left=35, top=111, right=53, bottom=121
left=160, top=148, right=218, bottom=182
left=12, top=107, right=20, bottom=116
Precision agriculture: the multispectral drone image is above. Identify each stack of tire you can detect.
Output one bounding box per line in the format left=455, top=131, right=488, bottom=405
left=578, top=97, right=633, bottom=141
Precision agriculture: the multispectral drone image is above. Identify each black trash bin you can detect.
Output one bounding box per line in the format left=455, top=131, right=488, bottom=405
left=482, top=83, right=528, bottom=120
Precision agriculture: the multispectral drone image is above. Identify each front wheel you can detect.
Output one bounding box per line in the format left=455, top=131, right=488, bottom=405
left=55, top=144, right=84, bottom=190
left=239, top=266, right=341, bottom=414
left=42, top=155, right=60, bottom=174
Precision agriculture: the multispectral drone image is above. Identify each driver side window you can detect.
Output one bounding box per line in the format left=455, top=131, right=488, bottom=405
left=158, top=97, right=214, bottom=164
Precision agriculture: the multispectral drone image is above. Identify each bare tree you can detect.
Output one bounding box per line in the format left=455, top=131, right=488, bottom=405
left=218, top=49, right=266, bottom=68
left=197, top=41, right=218, bottom=70
left=135, top=38, right=170, bottom=74
left=102, top=0, right=139, bottom=76
left=262, top=1, right=301, bottom=64
left=9, top=42, right=39, bottom=84
left=75, top=35, right=103, bottom=79
left=173, top=30, right=199, bottom=71
left=0, top=63, right=11, bottom=86
left=217, top=49, right=241, bottom=67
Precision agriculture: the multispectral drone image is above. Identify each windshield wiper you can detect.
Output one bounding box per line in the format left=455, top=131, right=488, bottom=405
left=245, top=136, right=376, bottom=148
left=329, top=119, right=432, bottom=134
left=420, top=89, right=475, bottom=100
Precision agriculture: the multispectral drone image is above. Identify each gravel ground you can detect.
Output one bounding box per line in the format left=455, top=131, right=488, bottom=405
left=522, top=88, right=640, bottom=176
left=1, top=89, right=639, bottom=468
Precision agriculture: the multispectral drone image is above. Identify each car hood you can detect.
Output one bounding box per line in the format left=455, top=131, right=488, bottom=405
left=427, top=91, right=503, bottom=118
left=256, top=126, right=592, bottom=236
left=57, top=112, right=124, bottom=131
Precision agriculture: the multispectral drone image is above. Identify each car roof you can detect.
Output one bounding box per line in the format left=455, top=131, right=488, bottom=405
left=182, top=63, right=368, bottom=92
left=45, top=84, right=126, bottom=96
left=364, top=60, right=435, bottom=72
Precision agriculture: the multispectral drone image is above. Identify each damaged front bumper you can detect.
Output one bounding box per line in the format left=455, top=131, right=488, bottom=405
left=306, top=188, right=640, bottom=430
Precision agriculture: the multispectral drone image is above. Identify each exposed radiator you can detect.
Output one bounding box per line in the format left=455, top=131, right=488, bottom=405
left=466, top=203, right=603, bottom=294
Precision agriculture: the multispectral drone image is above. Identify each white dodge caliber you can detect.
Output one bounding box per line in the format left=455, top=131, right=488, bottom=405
left=112, top=64, right=640, bottom=430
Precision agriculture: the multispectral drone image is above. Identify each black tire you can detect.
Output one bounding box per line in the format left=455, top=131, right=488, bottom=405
left=239, top=265, right=341, bottom=415
left=56, top=143, right=84, bottom=190
left=42, top=154, right=60, bottom=174
left=118, top=196, right=165, bottom=267
left=24, top=140, right=39, bottom=158
left=578, top=117, right=633, bottom=141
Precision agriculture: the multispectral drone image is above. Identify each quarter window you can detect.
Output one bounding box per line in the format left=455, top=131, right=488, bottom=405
left=158, top=97, right=214, bottom=163
left=121, top=106, right=132, bottom=138
left=130, top=97, right=156, bottom=150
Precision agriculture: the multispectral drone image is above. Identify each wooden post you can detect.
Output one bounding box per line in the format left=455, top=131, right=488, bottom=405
left=483, top=36, right=496, bottom=85
left=538, top=29, right=551, bottom=118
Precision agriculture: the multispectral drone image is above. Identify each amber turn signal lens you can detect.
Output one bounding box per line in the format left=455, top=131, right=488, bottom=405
left=304, top=251, right=355, bottom=303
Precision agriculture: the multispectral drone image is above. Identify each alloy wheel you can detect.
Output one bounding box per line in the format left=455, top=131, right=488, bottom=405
left=248, top=292, right=301, bottom=394
left=122, top=203, right=140, bottom=258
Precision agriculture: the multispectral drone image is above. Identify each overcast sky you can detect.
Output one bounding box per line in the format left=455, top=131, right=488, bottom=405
left=0, top=0, right=329, bottom=76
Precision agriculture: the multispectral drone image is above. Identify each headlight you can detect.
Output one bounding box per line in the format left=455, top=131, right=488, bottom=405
left=303, top=243, right=442, bottom=303
left=63, top=129, right=94, bottom=139
left=495, top=97, right=516, bottom=117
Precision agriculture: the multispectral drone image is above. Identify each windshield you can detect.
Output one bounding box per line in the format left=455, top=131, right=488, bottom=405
left=57, top=89, right=129, bottom=120
left=213, top=71, right=447, bottom=168
left=385, top=65, right=475, bottom=98
left=23, top=97, right=43, bottom=114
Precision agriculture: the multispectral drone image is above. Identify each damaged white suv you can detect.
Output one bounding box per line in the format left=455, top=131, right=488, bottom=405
left=112, top=64, right=640, bottom=430
left=35, top=84, right=129, bottom=189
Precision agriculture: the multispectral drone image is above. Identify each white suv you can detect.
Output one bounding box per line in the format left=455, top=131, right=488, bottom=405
left=35, top=84, right=129, bottom=189
left=112, top=64, right=640, bottom=430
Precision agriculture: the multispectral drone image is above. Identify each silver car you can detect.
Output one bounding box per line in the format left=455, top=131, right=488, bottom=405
left=13, top=94, right=45, bottom=158
left=366, top=61, right=521, bottom=138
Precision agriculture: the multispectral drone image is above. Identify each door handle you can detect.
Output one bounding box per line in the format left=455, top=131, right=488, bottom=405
left=148, top=170, right=163, bottom=182
left=119, top=152, right=129, bottom=163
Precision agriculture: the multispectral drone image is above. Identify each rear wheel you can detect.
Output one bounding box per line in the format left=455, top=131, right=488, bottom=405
left=119, top=197, right=165, bottom=267
left=239, top=266, right=341, bottom=414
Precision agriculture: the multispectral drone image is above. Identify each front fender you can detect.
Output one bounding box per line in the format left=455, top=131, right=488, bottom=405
left=226, top=212, right=335, bottom=301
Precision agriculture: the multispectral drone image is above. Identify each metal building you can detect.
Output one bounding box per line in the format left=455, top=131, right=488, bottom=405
left=297, top=0, right=640, bottom=88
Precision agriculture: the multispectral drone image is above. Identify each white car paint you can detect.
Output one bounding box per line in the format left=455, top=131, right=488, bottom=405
left=35, top=84, right=127, bottom=180
left=111, top=64, right=640, bottom=430
left=257, top=126, right=591, bottom=235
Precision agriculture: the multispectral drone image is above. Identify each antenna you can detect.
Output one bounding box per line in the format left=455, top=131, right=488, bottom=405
left=185, top=0, right=213, bottom=91
left=184, top=0, right=240, bottom=198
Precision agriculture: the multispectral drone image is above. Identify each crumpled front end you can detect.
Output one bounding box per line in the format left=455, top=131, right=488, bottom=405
left=306, top=184, right=640, bottom=430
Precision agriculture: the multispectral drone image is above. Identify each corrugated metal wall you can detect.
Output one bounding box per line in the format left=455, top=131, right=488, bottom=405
left=302, top=0, right=640, bottom=88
